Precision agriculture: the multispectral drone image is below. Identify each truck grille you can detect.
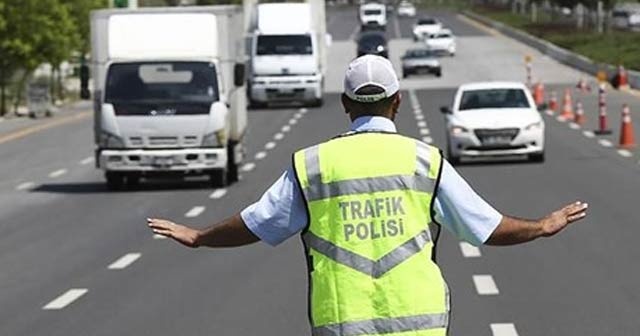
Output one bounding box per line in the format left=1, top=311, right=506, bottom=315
left=149, top=136, right=179, bottom=146
left=474, top=128, right=520, bottom=146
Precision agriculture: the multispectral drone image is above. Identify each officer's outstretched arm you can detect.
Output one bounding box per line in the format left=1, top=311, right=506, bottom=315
left=147, top=214, right=259, bottom=248
left=485, top=201, right=588, bottom=246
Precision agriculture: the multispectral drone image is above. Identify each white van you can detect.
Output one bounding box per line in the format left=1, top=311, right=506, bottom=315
left=359, top=3, right=387, bottom=29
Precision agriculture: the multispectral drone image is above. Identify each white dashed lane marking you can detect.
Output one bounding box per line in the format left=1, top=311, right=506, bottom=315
left=289, top=119, right=298, bottom=125
left=618, top=149, right=633, bottom=157
left=108, top=253, right=141, bottom=270
left=490, top=323, right=519, bottom=336
left=556, top=116, right=566, bottom=122
left=598, top=139, right=613, bottom=148
left=241, top=162, right=256, bottom=172
left=153, top=234, right=167, bottom=239
left=16, top=182, right=36, bottom=191
left=185, top=206, right=205, bottom=218
left=459, top=242, right=482, bottom=258
left=417, top=121, right=427, bottom=128
left=583, top=130, right=595, bottom=138
left=281, top=125, right=291, bottom=133
left=569, top=122, right=580, bottom=129
left=422, top=136, right=433, bottom=144
left=209, top=188, right=227, bottom=199
left=255, top=151, right=267, bottom=160
left=299, top=108, right=308, bottom=114
left=49, top=169, right=67, bottom=178
left=274, top=133, right=284, bottom=141
left=419, top=129, right=430, bottom=135
left=415, top=114, right=424, bottom=121
left=43, top=289, right=88, bottom=310
left=79, top=156, right=94, bottom=165
left=265, top=142, right=277, bottom=150
left=473, top=274, right=499, bottom=295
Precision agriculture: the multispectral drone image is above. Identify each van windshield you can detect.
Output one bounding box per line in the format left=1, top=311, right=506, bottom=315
left=105, top=62, right=218, bottom=116
left=256, top=35, right=313, bottom=55
left=459, top=88, right=530, bottom=110
left=364, top=9, right=382, bottom=15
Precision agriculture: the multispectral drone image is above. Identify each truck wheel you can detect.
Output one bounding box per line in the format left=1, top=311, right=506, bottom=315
left=106, top=172, right=125, bottom=191
left=210, top=169, right=228, bottom=188
left=227, top=143, right=239, bottom=183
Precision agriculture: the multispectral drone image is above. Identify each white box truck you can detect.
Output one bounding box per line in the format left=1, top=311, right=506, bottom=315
left=247, top=2, right=328, bottom=108
left=90, top=6, right=247, bottom=190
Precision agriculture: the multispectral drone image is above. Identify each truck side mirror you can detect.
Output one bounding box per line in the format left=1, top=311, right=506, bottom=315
left=234, top=63, right=245, bottom=87
left=440, top=106, right=452, bottom=114
left=80, top=64, right=90, bottom=100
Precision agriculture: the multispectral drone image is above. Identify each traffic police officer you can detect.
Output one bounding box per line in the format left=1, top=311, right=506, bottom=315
left=148, top=55, right=589, bottom=336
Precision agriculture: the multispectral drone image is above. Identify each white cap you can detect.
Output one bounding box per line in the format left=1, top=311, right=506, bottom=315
left=344, top=55, right=400, bottom=103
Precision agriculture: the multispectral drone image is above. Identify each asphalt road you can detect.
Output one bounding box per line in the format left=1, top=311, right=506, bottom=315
left=2, top=5, right=640, bottom=336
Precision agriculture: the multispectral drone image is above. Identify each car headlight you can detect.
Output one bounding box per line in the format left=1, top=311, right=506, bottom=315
left=451, top=126, right=469, bottom=135
left=525, top=121, right=543, bottom=131
left=100, top=131, right=124, bottom=148
left=202, top=130, right=226, bottom=147
left=377, top=45, right=385, bottom=52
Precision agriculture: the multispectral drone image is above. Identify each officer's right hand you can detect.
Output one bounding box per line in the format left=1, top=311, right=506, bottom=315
left=147, top=218, right=201, bottom=248
left=539, top=201, right=588, bottom=237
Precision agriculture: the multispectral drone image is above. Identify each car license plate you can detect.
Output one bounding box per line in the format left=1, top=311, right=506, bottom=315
left=153, top=156, right=174, bottom=167
left=482, top=136, right=511, bottom=146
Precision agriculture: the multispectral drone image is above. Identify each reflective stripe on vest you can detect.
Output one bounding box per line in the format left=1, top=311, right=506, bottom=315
left=293, top=133, right=448, bottom=336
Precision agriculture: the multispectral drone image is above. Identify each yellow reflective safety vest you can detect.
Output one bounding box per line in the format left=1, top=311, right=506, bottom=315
left=293, top=131, right=450, bottom=336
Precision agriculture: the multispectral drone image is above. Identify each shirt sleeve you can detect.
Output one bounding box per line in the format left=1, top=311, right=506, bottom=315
left=433, top=159, right=503, bottom=246
left=240, top=167, right=308, bottom=246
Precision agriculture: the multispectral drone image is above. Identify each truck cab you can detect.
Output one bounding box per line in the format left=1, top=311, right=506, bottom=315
left=359, top=2, right=387, bottom=30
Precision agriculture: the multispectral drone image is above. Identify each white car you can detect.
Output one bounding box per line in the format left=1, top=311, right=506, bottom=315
left=412, top=17, right=442, bottom=41
left=426, top=28, right=456, bottom=56
left=441, top=82, right=545, bottom=164
left=360, top=3, right=387, bottom=29
left=397, top=1, right=416, bottom=17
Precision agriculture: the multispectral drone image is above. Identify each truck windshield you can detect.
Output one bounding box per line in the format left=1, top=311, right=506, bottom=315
left=459, top=89, right=530, bottom=110
left=105, top=62, right=219, bottom=111
left=256, top=35, right=312, bottom=55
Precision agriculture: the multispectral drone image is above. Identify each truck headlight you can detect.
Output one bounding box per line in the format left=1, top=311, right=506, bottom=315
left=100, top=131, right=124, bottom=148
left=525, top=121, right=543, bottom=131
left=202, top=130, right=226, bottom=147
left=451, top=126, right=469, bottom=135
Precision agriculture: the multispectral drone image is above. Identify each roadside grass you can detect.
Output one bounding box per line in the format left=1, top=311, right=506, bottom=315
left=472, top=6, right=640, bottom=71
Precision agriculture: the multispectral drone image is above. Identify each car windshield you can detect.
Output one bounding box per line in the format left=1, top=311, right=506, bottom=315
left=459, top=88, right=530, bottom=110
left=256, top=35, right=313, bottom=55
left=433, top=33, right=451, bottom=38
left=405, top=49, right=435, bottom=58
left=105, top=61, right=219, bottom=107
left=418, top=18, right=437, bottom=25
left=364, top=9, right=382, bottom=15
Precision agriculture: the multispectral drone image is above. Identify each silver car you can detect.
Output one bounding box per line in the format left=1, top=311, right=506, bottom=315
left=401, top=48, right=442, bottom=78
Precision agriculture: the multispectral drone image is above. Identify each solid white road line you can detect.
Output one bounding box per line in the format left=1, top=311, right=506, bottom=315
left=419, top=129, right=430, bottom=135
left=569, top=122, right=580, bottom=129
left=459, top=242, right=482, bottom=258
left=153, top=234, right=167, bottom=240
left=281, top=125, right=291, bottom=133
left=185, top=206, right=205, bottom=218
left=274, top=133, right=284, bottom=141
left=49, top=169, right=67, bottom=178
left=255, top=151, right=267, bottom=160
left=618, top=149, right=633, bottom=157
left=583, top=130, right=595, bottom=138
left=490, top=323, right=519, bottom=336
left=16, top=182, right=36, bottom=191
left=79, top=156, right=94, bottom=165
left=265, top=142, right=277, bottom=150
left=241, top=162, right=256, bottom=172
left=43, top=289, right=88, bottom=310
left=108, top=253, right=141, bottom=270
left=598, top=139, right=613, bottom=148
left=209, top=188, right=227, bottom=199
left=422, top=136, right=433, bottom=144
left=473, top=275, right=499, bottom=295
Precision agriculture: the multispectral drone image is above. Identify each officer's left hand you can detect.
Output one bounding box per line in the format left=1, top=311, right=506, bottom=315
left=147, top=218, right=201, bottom=248
left=539, top=201, right=588, bottom=237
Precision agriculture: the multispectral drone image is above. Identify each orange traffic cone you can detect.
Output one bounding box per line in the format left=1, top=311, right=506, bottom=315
left=576, top=78, right=591, bottom=93
left=533, top=82, right=545, bottom=108
left=574, top=101, right=586, bottom=125
left=561, top=89, right=574, bottom=119
left=619, top=104, right=636, bottom=148
left=615, top=65, right=629, bottom=89
left=548, top=91, right=558, bottom=113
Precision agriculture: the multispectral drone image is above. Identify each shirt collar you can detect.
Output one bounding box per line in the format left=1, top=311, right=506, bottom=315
left=350, top=116, right=397, bottom=133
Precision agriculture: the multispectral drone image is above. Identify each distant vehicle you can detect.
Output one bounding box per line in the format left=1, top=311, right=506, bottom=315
left=612, top=3, right=640, bottom=30
left=425, top=28, right=456, bottom=56
left=90, top=6, right=247, bottom=189
left=359, top=2, right=387, bottom=30
left=357, top=31, right=388, bottom=58
left=441, top=82, right=545, bottom=164
left=401, top=48, right=441, bottom=78
left=248, top=3, right=328, bottom=107
left=412, top=17, right=442, bottom=41
left=397, top=1, right=416, bottom=17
